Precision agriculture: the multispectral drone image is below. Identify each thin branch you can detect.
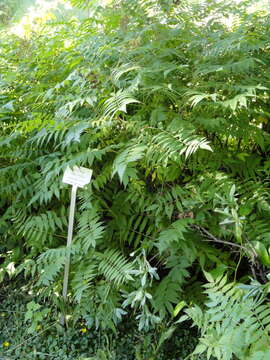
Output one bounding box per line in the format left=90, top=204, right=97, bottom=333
left=192, top=224, right=256, bottom=256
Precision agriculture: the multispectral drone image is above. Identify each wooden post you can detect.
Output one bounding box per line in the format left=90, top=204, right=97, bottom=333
left=60, top=166, right=92, bottom=327
left=60, top=185, right=77, bottom=326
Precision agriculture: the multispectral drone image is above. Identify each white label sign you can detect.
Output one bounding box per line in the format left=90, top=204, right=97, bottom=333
left=63, top=166, right=92, bottom=188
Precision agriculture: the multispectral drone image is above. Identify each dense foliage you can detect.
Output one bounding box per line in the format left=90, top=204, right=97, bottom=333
left=0, top=285, right=201, bottom=359
left=1, top=0, right=270, bottom=358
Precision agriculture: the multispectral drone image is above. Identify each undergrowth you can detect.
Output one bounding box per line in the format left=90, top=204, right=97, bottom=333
left=0, top=284, right=202, bottom=360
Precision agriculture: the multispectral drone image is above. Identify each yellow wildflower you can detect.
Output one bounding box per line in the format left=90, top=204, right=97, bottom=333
left=3, top=341, right=10, bottom=347
left=80, top=327, right=87, bottom=333
left=36, top=325, right=42, bottom=330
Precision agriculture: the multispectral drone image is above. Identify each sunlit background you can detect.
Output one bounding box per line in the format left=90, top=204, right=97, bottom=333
left=10, top=0, right=73, bottom=37
left=5, top=0, right=270, bottom=38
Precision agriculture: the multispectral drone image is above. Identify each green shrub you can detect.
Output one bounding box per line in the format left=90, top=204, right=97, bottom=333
left=1, top=0, right=270, bottom=358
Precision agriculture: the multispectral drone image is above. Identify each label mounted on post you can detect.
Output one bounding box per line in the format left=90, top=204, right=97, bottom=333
left=63, top=166, right=93, bottom=188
